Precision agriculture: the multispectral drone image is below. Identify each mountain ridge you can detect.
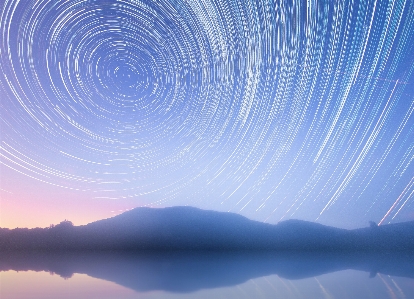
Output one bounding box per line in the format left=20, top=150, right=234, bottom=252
left=1, top=206, right=413, bottom=251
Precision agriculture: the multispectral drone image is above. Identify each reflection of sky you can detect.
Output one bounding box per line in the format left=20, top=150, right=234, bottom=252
left=0, top=271, right=137, bottom=299
left=1, top=270, right=413, bottom=299
left=1, top=0, right=414, bottom=228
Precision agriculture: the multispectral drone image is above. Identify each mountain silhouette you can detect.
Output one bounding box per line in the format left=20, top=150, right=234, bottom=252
left=1, top=206, right=414, bottom=251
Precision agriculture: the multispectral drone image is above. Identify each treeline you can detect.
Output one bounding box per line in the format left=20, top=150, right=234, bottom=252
left=0, top=220, right=78, bottom=250
left=1, top=207, right=414, bottom=252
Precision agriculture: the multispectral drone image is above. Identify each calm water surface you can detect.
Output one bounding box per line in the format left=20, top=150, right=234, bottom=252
left=1, top=252, right=413, bottom=299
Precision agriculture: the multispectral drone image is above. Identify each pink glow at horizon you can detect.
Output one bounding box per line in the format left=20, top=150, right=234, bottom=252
left=1, top=0, right=414, bottom=231
left=0, top=271, right=140, bottom=299
left=0, top=165, right=150, bottom=229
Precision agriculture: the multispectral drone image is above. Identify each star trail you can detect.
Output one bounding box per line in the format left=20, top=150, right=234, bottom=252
left=1, top=0, right=413, bottom=228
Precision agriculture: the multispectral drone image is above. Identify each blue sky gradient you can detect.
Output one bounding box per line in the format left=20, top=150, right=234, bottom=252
left=1, top=0, right=414, bottom=228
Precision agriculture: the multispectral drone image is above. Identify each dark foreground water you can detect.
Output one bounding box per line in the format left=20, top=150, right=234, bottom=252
left=1, top=251, right=414, bottom=299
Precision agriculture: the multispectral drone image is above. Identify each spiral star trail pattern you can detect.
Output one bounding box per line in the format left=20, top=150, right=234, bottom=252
left=0, top=0, right=413, bottom=228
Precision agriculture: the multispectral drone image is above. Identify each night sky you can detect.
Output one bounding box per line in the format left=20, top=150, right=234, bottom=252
left=1, top=0, right=413, bottom=229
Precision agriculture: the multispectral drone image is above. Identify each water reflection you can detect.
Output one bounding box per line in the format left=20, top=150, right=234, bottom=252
left=1, top=251, right=414, bottom=294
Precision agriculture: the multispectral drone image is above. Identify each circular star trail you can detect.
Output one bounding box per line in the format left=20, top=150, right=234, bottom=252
left=1, top=0, right=414, bottom=226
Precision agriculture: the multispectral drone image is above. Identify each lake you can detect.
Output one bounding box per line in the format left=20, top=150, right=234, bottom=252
left=1, top=251, right=413, bottom=298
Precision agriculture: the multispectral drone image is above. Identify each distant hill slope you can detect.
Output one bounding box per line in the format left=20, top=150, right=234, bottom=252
left=1, top=206, right=413, bottom=251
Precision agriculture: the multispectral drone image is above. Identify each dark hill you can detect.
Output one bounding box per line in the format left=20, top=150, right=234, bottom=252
left=0, top=206, right=413, bottom=251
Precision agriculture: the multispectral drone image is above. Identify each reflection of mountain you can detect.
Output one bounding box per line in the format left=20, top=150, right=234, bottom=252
left=1, top=251, right=414, bottom=293
left=1, top=206, right=414, bottom=250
